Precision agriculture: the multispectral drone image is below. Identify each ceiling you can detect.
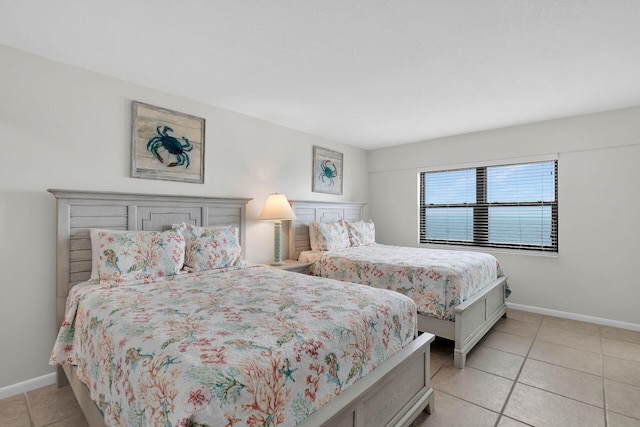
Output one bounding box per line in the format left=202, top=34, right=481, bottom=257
left=1, top=1, right=639, bottom=150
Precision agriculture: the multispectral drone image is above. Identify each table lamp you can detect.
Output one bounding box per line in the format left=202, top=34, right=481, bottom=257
left=259, top=193, right=297, bottom=266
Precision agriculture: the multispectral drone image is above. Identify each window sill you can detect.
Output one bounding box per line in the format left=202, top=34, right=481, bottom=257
left=418, top=243, right=559, bottom=258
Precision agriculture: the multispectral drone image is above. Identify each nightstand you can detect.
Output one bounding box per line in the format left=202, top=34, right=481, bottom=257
left=266, top=259, right=312, bottom=274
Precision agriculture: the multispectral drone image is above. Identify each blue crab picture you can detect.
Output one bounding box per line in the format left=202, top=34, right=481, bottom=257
left=147, top=125, right=193, bottom=168
left=319, top=159, right=338, bottom=187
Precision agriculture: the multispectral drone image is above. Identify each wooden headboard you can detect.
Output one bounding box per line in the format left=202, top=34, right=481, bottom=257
left=288, top=200, right=365, bottom=260
left=49, top=189, right=251, bottom=329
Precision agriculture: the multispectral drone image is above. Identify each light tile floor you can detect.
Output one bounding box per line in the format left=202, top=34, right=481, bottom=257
left=1, top=309, right=639, bottom=426
left=413, top=309, right=640, bottom=427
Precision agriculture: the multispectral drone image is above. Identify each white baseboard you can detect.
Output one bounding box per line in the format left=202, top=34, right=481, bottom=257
left=0, top=372, right=56, bottom=400
left=507, top=302, right=640, bottom=332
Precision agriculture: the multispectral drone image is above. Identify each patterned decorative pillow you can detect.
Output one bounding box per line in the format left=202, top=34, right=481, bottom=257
left=308, top=221, right=350, bottom=251
left=89, top=230, right=127, bottom=281
left=90, top=229, right=185, bottom=282
left=345, top=220, right=376, bottom=246
left=175, top=223, right=243, bottom=271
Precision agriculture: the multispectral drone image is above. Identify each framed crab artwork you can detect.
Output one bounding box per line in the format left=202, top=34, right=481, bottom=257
left=312, top=145, right=343, bottom=195
left=131, top=101, right=205, bottom=183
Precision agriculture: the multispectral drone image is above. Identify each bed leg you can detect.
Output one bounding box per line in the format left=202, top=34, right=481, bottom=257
left=454, top=350, right=466, bottom=369
left=56, top=365, right=69, bottom=388
left=424, top=391, right=435, bottom=415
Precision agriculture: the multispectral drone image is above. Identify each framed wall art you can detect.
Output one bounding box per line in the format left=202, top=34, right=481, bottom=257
left=312, top=146, right=343, bottom=195
left=131, top=101, right=205, bottom=183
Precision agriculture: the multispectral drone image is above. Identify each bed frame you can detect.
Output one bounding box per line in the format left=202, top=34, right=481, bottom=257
left=50, top=189, right=434, bottom=427
left=289, top=200, right=508, bottom=369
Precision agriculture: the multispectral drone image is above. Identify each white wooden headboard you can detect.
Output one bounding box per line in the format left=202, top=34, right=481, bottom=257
left=49, top=189, right=251, bottom=329
left=288, top=200, right=365, bottom=260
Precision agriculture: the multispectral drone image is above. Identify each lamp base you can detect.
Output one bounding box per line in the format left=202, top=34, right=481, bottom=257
left=271, top=220, right=284, bottom=266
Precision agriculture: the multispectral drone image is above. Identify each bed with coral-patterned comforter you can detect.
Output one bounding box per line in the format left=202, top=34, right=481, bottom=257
left=299, top=244, right=504, bottom=321
left=50, top=264, right=417, bottom=427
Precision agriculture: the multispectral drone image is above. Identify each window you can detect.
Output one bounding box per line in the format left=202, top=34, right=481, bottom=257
left=419, top=157, right=558, bottom=253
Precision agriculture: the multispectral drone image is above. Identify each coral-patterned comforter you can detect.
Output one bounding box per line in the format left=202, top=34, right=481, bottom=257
left=50, top=264, right=417, bottom=427
left=299, top=244, right=504, bottom=321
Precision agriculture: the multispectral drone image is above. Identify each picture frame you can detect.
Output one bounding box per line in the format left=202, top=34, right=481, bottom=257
left=312, top=146, right=343, bottom=195
left=131, top=101, right=205, bottom=183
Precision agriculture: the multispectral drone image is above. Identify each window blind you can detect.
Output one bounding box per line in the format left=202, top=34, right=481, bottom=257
left=419, top=159, right=558, bottom=252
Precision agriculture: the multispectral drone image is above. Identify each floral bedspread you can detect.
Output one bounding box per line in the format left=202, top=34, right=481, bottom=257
left=50, top=264, right=417, bottom=427
left=299, top=244, right=504, bottom=321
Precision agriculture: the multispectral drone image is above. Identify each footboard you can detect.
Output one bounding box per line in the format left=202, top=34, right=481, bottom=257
left=453, top=276, right=508, bottom=368
left=304, top=332, right=435, bottom=427
left=60, top=333, right=435, bottom=427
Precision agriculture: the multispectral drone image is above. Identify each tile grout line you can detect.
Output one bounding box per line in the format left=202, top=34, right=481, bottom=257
left=596, top=328, right=640, bottom=425
left=601, top=326, right=609, bottom=427
left=25, top=391, right=34, bottom=427
left=503, top=316, right=618, bottom=426
left=493, top=315, right=542, bottom=427
left=428, top=339, right=508, bottom=423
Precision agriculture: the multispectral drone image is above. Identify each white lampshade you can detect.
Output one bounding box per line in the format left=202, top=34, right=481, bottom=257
left=259, top=194, right=296, bottom=221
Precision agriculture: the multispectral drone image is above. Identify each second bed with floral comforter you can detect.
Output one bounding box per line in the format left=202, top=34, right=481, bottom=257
left=299, top=244, right=504, bottom=321
left=50, top=264, right=417, bottom=427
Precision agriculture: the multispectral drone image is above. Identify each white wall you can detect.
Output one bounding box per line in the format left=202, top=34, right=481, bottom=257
left=2, top=43, right=638, bottom=393
left=0, top=45, right=369, bottom=390
left=369, top=107, right=640, bottom=326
